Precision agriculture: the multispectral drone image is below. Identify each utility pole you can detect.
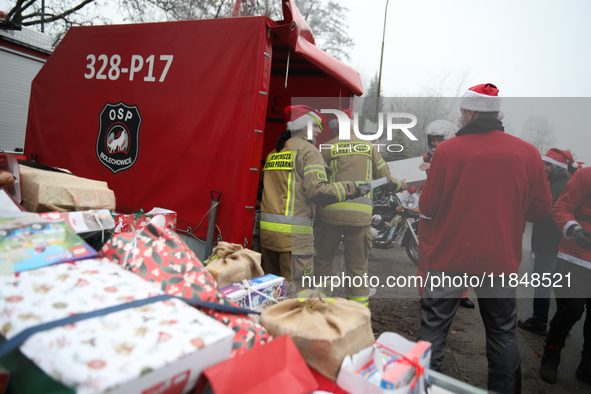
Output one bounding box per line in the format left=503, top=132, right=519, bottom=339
left=376, top=0, right=390, bottom=120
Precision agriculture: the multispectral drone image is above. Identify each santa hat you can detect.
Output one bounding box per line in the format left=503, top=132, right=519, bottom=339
left=285, top=105, right=326, bottom=131
left=328, top=108, right=353, bottom=130
left=460, top=83, right=501, bottom=112
left=542, top=148, right=579, bottom=170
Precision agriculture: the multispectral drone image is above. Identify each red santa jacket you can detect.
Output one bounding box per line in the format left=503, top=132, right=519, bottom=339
left=553, top=167, right=591, bottom=270
left=420, top=123, right=552, bottom=275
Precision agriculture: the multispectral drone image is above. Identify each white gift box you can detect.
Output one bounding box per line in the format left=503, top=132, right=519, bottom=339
left=336, top=332, right=430, bottom=394
left=386, top=157, right=427, bottom=188
left=0, top=258, right=234, bottom=394
left=220, top=274, right=285, bottom=308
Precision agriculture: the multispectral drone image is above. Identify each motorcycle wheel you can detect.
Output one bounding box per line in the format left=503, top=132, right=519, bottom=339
left=405, top=222, right=419, bottom=265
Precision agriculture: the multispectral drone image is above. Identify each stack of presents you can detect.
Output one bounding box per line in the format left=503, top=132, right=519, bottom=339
left=0, top=154, right=475, bottom=394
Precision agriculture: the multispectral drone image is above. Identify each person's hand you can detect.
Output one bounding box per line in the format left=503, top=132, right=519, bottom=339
left=418, top=162, right=430, bottom=171
left=353, top=185, right=362, bottom=199
left=573, top=226, right=591, bottom=249
left=400, top=178, right=408, bottom=191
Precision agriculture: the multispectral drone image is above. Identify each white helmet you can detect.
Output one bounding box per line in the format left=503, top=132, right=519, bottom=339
left=425, top=120, right=456, bottom=154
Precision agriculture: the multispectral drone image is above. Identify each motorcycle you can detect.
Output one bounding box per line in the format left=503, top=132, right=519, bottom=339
left=371, top=187, right=420, bottom=264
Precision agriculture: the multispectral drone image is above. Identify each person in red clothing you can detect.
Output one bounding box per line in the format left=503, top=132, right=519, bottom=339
left=416, top=120, right=474, bottom=308
left=539, top=166, right=591, bottom=385
left=417, top=83, right=552, bottom=394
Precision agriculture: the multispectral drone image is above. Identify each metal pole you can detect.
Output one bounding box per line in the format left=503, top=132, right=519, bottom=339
left=205, top=191, right=222, bottom=260
left=41, top=0, right=45, bottom=33
left=376, top=0, right=390, bottom=119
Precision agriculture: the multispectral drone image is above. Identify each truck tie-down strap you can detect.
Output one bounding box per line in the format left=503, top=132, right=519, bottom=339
left=0, top=294, right=258, bottom=360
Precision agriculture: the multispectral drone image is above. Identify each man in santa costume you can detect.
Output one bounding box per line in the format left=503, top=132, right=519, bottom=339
left=417, top=119, right=474, bottom=308
left=540, top=166, right=591, bottom=385
left=417, top=83, right=552, bottom=393
left=519, top=149, right=580, bottom=336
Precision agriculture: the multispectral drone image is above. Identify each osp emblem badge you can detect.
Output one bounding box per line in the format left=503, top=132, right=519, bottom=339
left=96, top=102, right=142, bottom=174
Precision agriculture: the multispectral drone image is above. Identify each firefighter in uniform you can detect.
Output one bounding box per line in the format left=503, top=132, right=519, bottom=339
left=260, top=105, right=361, bottom=290
left=314, top=109, right=406, bottom=306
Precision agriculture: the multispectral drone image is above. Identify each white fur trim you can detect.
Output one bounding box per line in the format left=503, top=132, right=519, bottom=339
left=286, top=115, right=310, bottom=131
left=557, top=252, right=591, bottom=271
left=563, top=221, right=580, bottom=239
left=542, top=156, right=568, bottom=169
left=460, top=89, right=501, bottom=112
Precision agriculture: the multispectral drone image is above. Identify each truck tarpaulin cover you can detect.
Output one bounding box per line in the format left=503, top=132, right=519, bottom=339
left=25, top=17, right=271, bottom=244
left=24, top=1, right=362, bottom=247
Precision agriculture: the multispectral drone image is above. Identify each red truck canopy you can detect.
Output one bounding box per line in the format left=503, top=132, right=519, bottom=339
left=24, top=1, right=362, bottom=249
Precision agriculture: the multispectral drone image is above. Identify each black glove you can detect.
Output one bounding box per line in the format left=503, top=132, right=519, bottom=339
left=573, top=226, right=591, bottom=249
left=353, top=185, right=362, bottom=199
left=381, top=180, right=398, bottom=192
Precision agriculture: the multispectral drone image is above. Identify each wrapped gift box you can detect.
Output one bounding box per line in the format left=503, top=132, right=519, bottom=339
left=19, top=165, right=116, bottom=213
left=220, top=274, right=285, bottom=308
left=112, top=207, right=177, bottom=234
left=0, top=258, right=234, bottom=394
left=381, top=340, right=431, bottom=390
left=386, top=156, right=427, bottom=188
left=337, top=332, right=430, bottom=394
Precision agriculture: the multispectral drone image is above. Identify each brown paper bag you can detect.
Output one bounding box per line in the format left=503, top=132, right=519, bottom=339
left=205, top=242, right=264, bottom=288
left=258, top=293, right=374, bottom=381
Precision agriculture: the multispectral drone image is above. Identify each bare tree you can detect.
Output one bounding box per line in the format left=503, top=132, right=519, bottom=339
left=2, top=0, right=110, bottom=45
left=521, top=115, right=557, bottom=155
left=118, top=0, right=354, bottom=61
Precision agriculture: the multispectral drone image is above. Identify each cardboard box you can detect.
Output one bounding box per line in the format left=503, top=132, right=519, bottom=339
left=0, top=214, right=98, bottom=275
left=220, top=274, right=285, bottom=308
left=386, top=156, right=427, bottom=187
left=46, top=209, right=115, bottom=236
left=0, top=258, right=234, bottom=394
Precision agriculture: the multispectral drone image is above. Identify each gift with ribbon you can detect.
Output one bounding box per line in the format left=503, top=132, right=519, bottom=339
left=220, top=274, right=285, bottom=309
left=258, top=291, right=374, bottom=381
left=336, top=332, right=431, bottom=394
left=99, top=220, right=271, bottom=357
left=111, top=207, right=177, bottom=234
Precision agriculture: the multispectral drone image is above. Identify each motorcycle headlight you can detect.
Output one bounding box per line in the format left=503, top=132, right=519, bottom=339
left=372, top=214, right=382, bottom=225
left=405, top=196, right=414, bottom=208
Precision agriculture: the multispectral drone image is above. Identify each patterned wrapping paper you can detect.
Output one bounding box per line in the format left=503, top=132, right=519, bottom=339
left=99, top=223, right=272, bottom=357
left=0, top=258, right=234, bottom=394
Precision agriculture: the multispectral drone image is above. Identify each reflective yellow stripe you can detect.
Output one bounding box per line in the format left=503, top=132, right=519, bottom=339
left=304, top=164, right=324, bottom=173
left=348, top=296, right=369, bottom=306
left=376, top=159, right=386, bottom=170
left=366, top=160, right=372, bottom=183
left=334, top=182, right=345, bottom=201
left=330, top=159, right=337, bottom=183
left=304, top=168, right=327, bottom=177
left=323, top=202, right=373, bottom=213
left=260, top=221, right=313, bottom=234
